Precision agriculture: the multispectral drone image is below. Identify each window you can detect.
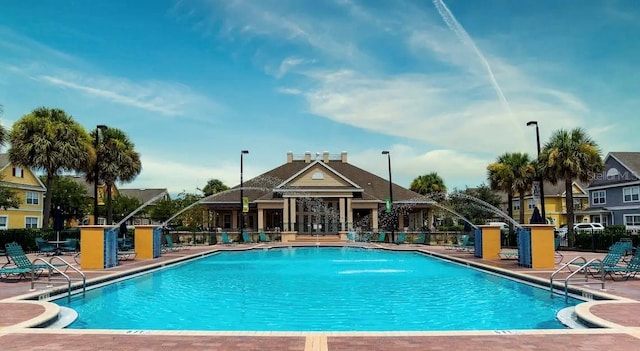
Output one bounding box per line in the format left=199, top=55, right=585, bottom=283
left=513, top=199, right=520, bottom=211
left=592, top=190, right=606, bottom=205
left=311, top=171, right=324, bottom=180
left=624, top=214, right=640, bottom=227
left=12, top=167, right=23, bottom=178
left=0, top=216, right=7, bottom=230
left=528, top=200, right=536, bottom=209
left=623, top=186, right=640, bottom=203
left=26, top=192, right=39, bottom=205
left=97, top=217, right=106, bottom=225
left=25, top=217, right=39, bottom=228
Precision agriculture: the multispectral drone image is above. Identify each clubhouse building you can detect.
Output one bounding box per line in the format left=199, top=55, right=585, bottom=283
left=200, top=152, right=435, bottom=237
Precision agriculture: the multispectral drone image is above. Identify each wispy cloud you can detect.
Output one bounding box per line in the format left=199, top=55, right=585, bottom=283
left=36, top=73, right=214, bottom=117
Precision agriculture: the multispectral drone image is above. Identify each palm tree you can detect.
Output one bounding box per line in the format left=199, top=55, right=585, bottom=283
left=487, top=152, right=535, bottom=223
left=87, top=128, right=142, bottom=225
left=202, top=179, right=229, bottom=197
left=0, top=104, right=6, bottom=146
left=538, top=128, right=603, bottom=246
left=509, top=153, right=536, bottom=224
left=410, top=172, right=447, bottom=201
left=9, top=107, right=93, bottom=228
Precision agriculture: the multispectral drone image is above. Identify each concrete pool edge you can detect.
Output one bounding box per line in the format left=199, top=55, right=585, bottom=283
left=2, top=243, right=637, bottom=332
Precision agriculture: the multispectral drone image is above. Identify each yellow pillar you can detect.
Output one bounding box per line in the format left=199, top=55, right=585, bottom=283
left=524, top=224, right=555, bottom=269
left=135, top=225, right=160, bottom=259
left=80, top=225, right=117, bottom=270
left=478, top=225, right=501, bottom=259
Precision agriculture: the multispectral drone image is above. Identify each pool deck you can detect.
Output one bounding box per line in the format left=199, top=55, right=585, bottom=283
left=2, top=243, right=640, bottom=350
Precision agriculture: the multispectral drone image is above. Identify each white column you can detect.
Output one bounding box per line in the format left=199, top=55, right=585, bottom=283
left=346, top=198, right=353, bottom=230
left=339, top=198, right=346, bottom=231
left=258, top=208, right=264, bottom=232
left=290, top=197, right=297, bottom=232
left=372, top=207, right=378, bottom=231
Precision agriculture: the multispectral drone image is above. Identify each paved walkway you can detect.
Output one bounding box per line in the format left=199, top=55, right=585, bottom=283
left=2, top=243, right=640, bottom=350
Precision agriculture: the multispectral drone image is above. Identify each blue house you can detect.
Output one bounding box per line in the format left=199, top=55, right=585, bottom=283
left=581, top=152, right=640, bottom=230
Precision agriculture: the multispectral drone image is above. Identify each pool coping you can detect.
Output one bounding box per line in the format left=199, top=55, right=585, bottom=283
left=1, top=243, right=639, bottom=335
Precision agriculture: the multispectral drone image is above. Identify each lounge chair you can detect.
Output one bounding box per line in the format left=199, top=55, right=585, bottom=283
left=117, top=250, right=137, bottom=261
left=499, top=249, right=518, bottom=260
left=165, top=235, right=186, bottom=251
left=394, top=232, right=406, bottom=244
left=4, top=242, right=68, bottom=277
left=370, top=232, right=386, bottom=243
left=259, top=232, right=272, bottom=243
left=221, top=232, right=234, bottom=245
left=412, top=232, right=426, bottom=245
left=35, top=237, right=55, bottom=256
left=453, top=235, right=469, bottom=251
left=570, top=250, right=624, bottom=276
left=242, top=231, right=254, bottom=244
left=0, top=265, right=31, bottom=280
left=603, top=250, right=640, bottom=281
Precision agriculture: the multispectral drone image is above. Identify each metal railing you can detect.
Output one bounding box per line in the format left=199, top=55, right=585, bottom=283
left=30, top=256, right=86, bottom=303
left=550, top=256, right=605, bottom=302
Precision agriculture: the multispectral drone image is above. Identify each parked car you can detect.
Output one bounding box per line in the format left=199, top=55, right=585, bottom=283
left=554, top=224, right=568, bottom=238
left=573, top=223, right=605, bottom=232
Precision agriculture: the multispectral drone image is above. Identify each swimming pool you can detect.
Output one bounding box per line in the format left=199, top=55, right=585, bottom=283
left=56, top=247, right=581, bottom=331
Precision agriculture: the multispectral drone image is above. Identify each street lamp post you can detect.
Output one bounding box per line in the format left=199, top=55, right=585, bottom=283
left=382, top=151, right=394, bottom=242
left=93, top=124, right=108, bottom=225
left=240, top=150, right=249, bottom=232
left=526, top=121, right=546, bottom=223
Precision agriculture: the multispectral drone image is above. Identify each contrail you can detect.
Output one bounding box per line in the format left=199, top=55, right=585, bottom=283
left=432, top=0, right=513, bottom=116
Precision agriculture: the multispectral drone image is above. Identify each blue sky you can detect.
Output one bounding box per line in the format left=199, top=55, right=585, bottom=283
left=1, top=0, right=638, bottom=196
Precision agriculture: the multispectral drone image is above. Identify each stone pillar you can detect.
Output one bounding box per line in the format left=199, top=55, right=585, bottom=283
left=339, top=198, right=346, bottom=231
left=372, top=207, right=379, bottom=231
left=257, top=208, right=264, bottom=232
left=232, top=210, right=238, bottom=230
left=290, top=197, right=297, bottom=231
left=346, top=198, right=353, bottom=230
left=282, top=199, right=289, bottom=231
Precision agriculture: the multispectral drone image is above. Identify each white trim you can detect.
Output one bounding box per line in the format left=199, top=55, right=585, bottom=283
left=587, top=180, right=640, bottom=191
left=25, top=191, right=40, bottom=205
left=278, top=188, right=362, bottom=193
left=275, top=160, right=362, bottom=189
left=604, top=205, right=640, bottom=211
left=622, top=186, right=640, bottom=203
left=0, top=215, right=7, bottom=230
left=572, top=182, right=588, bottom=195
left=2, top=208, right=44, bottom=213
left=623, top=213, right=640, bottom=227
left=592, top=190, right=606, bottom=205
left=283, top=193, right=356, bottom=198
left=24, top=216, right=39, bottom=229
left=0, top=182, right=47, bottom=192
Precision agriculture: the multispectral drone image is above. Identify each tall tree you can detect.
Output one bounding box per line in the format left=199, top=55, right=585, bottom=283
left=509, top=153, right=536, bottom=224
left=111, top=194, right=143, bottom=223
left=410, top=172, right=447, bottom=201
left=487, top=153, right=517, bottom=224
left=202, top=178, right=229, bottom=197
left=87, top=128, right=142, bottom=225
left=448, top=183, right=502, bottom=225
left=538, top=128, right=604, bottom=246
left=9, top=107, right=93, bottom=228
left=0, top=104, right=6, bottom=146
left=42, top=175, right=90, bottom=222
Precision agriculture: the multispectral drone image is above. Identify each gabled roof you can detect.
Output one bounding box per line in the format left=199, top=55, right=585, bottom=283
left=0, top=153, right=47, bottom=191
left=201, top=158, right=428, bottom=204
left=276, top=160, right=362, bottom=190
left=609, top=152, right=640, bottom=180
left=119, top=188, right=170, bottom=203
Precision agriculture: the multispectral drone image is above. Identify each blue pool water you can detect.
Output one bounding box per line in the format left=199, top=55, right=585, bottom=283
left=57, top=247, right=580, bottom=331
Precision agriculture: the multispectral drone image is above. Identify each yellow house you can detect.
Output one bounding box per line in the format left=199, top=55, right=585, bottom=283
left=0, top=154, right=47, bottom=229
left=511, top=181, right=589, bottom=226
left=66, top=175, right=117, bottom=225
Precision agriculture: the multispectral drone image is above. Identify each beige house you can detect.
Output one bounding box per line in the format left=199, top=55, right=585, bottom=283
left=200, top=152, right=434, bottom=236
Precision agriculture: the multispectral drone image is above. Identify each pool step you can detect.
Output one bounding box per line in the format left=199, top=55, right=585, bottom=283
left=557, top=306, right=589, bottom=329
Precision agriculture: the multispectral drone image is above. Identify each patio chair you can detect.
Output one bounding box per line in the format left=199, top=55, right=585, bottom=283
left=259, top=232, right=272, bottom=243
left=0, top=265, right=31, bottom=280
left=242, top=231, right=254, bottom=244
left=570, top=250, right=624, bottom=276
left=117, top=250, right=137, bottom=261
left=370, top=232, right=386, bottom=243
left=165, top=235, right=186, bottom=251
left=453, top=235, right=470, bottom=251
left=61, top=238, right=79, bottom=254
left=35, top=237, right=55, bottom=256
